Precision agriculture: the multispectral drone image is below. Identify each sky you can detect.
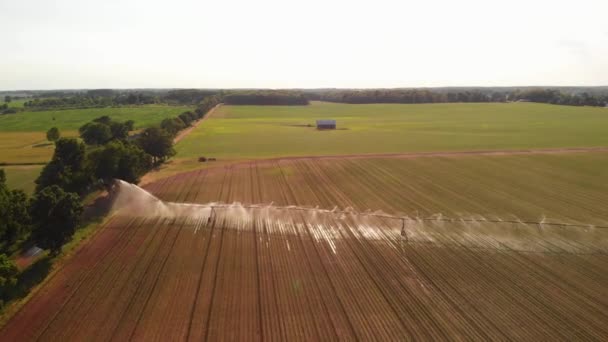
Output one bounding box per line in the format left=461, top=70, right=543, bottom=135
left=1, top=0, right=607, bottom=90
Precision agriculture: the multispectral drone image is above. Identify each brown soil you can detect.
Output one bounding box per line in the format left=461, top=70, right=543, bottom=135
left=3, top=157, right=608, bottom=340
left=246, top=146, right=608, bottom=164
left=140, top=146, right=608, bottom=186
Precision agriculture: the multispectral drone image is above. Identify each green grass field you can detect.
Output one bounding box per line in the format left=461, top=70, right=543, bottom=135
left=0, top=104, right=192, bottom=191
left=176, top=102, right=608, bottom=159
left=0, top=105, right=192, bottom=164
left=0, top=105, right=191, bottom=132
left=3, top=165, right=43, bottom=194
left=5, top=99, right=28, bottom=108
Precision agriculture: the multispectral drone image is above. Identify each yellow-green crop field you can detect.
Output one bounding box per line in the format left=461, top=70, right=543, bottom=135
left=176, top=102, right=608, bottom=160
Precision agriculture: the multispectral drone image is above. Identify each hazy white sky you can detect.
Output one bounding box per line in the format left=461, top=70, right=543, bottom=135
left=1, top=0, right=607, bottom=90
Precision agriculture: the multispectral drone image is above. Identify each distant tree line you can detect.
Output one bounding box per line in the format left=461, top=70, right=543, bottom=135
left=311, top=89, right=502, bottom=104
left=23, top=93, right=159, bottom=109
left=223, top=91, right=309, bottom=105
left=508, top=89, right=608, bottom=107
left=306, top=88, right=608, bottom=107
left=8, top=87, right=608, bottom=111
left=21, top=89, right=221, bottom=110
left=164, top=89, right=218, bottom=105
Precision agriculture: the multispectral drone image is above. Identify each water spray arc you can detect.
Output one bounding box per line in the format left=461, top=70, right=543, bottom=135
left=109, top=180, right=608, bottom=255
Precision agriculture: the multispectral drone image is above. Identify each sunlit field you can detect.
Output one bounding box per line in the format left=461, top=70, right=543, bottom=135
left=176, top=102, right=608, bottom=160
left=0, top=105, right=191, bottom=132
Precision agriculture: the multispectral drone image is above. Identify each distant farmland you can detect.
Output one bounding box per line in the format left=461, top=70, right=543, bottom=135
left=2, top=154, right=608, bottom=340
left=3, top=100, right=608, bottom=340
left=0, top=105, right=192, bottom=189
left=0, top=105, right=192, bottom=164
left=176, top=102, right=608, bottom=160
left=0, top=105, right=192, bottom=133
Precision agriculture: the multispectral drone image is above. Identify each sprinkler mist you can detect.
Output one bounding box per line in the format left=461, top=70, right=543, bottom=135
left=108, top=179, right=608, bottom=255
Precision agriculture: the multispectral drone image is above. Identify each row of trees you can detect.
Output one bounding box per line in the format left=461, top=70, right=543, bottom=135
left=1, top=93, right=221, bottom=305
left=0, top=97, right=223, bottom=305
left=0, top=168, right=83, bottom=305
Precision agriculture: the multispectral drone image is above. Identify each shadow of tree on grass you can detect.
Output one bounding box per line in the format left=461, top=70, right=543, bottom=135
left=32, top=142, right=53, bottom=148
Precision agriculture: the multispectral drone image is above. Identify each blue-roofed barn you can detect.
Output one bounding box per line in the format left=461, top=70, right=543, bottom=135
left=316, top=119, right=336, bottom=130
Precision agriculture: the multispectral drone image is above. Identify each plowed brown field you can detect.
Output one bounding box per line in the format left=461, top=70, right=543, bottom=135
left=2, top=155, right=608, bottom=341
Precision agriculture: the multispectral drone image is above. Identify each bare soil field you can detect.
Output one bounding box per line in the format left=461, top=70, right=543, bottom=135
left=2, top=155, right=608, bottom=340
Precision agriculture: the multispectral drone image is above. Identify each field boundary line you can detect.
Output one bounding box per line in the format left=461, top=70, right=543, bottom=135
left=173, top=104, right=221, bottom=144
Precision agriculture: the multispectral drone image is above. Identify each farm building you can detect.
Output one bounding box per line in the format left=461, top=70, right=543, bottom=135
left=316, top=119, right=336, bottom=130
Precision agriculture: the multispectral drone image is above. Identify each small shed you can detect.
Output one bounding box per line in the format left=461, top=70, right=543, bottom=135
left=316, top=119, right=336, bottom=130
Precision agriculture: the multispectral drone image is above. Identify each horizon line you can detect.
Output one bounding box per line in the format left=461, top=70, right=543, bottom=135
left=2, top=85, right=608, bottom=92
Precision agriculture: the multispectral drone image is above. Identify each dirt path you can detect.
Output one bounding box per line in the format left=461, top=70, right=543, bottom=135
left=172, top=104, right=221, bottom=144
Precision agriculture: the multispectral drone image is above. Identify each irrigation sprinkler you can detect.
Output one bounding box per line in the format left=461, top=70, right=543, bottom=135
left=207, top=207, right=216, bottom=227
left=400, top=218, right=408, bottom=243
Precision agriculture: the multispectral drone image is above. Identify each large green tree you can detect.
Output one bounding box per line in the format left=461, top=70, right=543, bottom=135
left=88, top=141, right=152, bottom=183
left=0, top=254, right=18, bottom=302
left=79, top=122, right=112, bottom=145
left=0, top=170, right=31, bottom=253
left=137, top=127, right=175, bottom=164
left=160, top=117, right=186, bottom=136
left=178, top=111, right=196, bottom=126
left=30, top=185, right=83, bottom=255
left=109, top=121, right=129, bottom=141
left=124, top=120, right=135, bottom=132
left=36, top=138, right=89, bottom=193
left=46, top=127, right=60, bottom=142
